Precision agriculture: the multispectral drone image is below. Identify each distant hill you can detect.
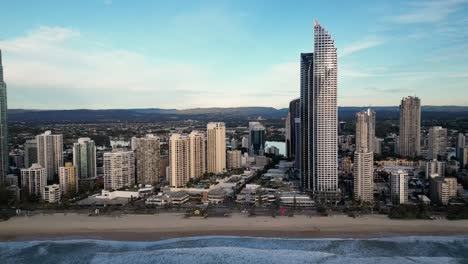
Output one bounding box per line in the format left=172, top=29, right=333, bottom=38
left=7, top=106, right=468, bottom=123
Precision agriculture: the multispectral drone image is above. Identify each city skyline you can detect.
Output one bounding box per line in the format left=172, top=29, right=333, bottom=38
left=0, top=1, right=467, bottom=110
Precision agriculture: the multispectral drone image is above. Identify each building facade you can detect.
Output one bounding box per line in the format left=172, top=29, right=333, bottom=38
left=398, top=96, right=421, bottom=158
left=169, top=134, right=190, bottom=187
left=287, top=98, right=300, bottom=169
left=24, top=139, right=38, bottom=168
left=36, top=131, right=63, bottom=181
left=103, top=150, right=135, bottom=190
left=134, top=134, right=160, bottom=185
left=227, top=150, right=242, bottom=170
left=73, top=137, right=97, bottom=180
left=207, top=122, right=226, bottom=174
left=301, top=21, right=338, bottom=200
left=430, top=176, right=457, bottom=205
left=59, top=162, right=78, bottom=195
left=21, top=163, right=47, bottom=196
left=391, top=170, right=408, bottom=204
left=43, top=184, right=61, bottom=203
left=248, top=122, right=266, bottom=156
left=427, top=126, right=447, bottom=160
left=0, top=50, right=8, bottom=184
left=425, top=160, right=446, bottom=179
left=189, top=131, right=206, bottom=179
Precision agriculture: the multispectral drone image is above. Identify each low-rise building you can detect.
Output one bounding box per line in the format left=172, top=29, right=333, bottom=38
left=280, top=192, right=314, bottom=207
left=43, top=184, right=61, bottom=203
left=145, top=191, right=190, bottom=206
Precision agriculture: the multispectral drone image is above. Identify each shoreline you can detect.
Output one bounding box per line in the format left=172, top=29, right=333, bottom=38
left=1, top=213, right=468, bottom=242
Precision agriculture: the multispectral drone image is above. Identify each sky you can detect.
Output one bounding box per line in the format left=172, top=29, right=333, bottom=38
left=0, top=0, right=467, bottom=109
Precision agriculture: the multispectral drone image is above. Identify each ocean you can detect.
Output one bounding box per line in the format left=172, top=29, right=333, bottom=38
left=1, top=236, right=467, bottom=263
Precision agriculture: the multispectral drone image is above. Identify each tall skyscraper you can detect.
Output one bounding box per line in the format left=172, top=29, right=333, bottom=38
left=207, top=122, right=226, bottom=174
left=457, top=133, right=466, bottom=160
left=73, top=138, right=97, bottom=180
left=103, top=150, right=135, bottom=190
left=301, top=20, right=338, bottom=200
left=59, top=162, right=78, bottom=195
left=353, top=110, right=375, bottom=203
left=248, top=122, right=266, bottom=156
left=21, top=163, right=47, bottom=196
left=36, top=131, right=63, bottom=181
left=0, top=50, right=8, bottom=184
left=285, top=112, right=291, bottom=157
left=24, top=139, right=38, bottom=168
left=398, top=96, right=421, bottom=158
left=169, top=134, right=190, bottom=187
left=427, top=126, right=447, bottom=160
left=134, top=134, right=160, bottom=185
left=189, top=131, right=206, bottom=179
left=287, top=98, right=300, bottom=169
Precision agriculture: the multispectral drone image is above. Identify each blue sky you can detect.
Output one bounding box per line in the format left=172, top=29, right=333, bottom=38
left=0, top=0, right=467, bottom=109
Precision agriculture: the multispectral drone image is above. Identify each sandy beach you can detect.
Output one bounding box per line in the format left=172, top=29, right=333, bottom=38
left=1, top=213, right=468, bottom=241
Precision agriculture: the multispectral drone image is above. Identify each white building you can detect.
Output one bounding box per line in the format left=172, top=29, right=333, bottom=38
left=391, top=170, right=409, bottom=204
left=133, top=134, right=160, bottom=185
left=43, top=184, right=61, bottom=203
left=207, top=122, right=226, bottom=174
left=427, top=126, right=447, bottom=160
left=21, top=163, right=47, bottom=196
left=73, top=137, right=97, bottom=180
left=241, top=136, right=249, bottom=149
left=36, top=131, right=63, bottom=181
left=103, top=150, right=135, bottom=190
left=59, top=162, right=78, bottom=195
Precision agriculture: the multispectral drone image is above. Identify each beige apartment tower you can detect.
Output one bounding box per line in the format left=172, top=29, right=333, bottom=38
left=427, top=126, right=447, bottom=160
left=353, top=109, right=374, bottom=203
left=169, top=134, right=190, bottom=187
left=103, top=150, right=135, bottom=190
left=189, top=131, right=206, bottom=178
left=36, top=131, right=63, bottom=181
left=59, top=162, right=78, bottom=195
left=227, top=150, right=242, bottom=170
left=398, top=96, right=421, bottom=158
left=207, top=122, right=226, bottom=174
left=134, top=134, right=160, bottom=185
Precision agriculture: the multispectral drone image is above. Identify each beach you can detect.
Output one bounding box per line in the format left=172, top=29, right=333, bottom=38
left=1, top=213, right=468, bottom=241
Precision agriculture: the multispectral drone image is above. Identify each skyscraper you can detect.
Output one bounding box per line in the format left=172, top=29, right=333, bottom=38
left=24, top=139, right=38, bottom=168
left=287, top=98, right=300, bottom=169
left=248, top=122, right=266, bottom=156
left=189, top=131, right=206, bottom=178
left=207, top=122, right=226, bottom=174
left=398, top=96, right=421, bottom=158
left=391, top=170, right=408, bottom=204
left=36, top=131, right=63, bottom=181
left=301, top=20, right=338, bottom=200
left=169, top=134, right=190, bottom=187
left=73, top=138, right=97, bottom=180
left=353, top=110, right=375, bottom=203
left=427, top=126, right=447, bottom=160
left=59, top=162, right=78, bottom=195
left=457, top=133, right=466, bottom=160
left=21, top=163, right=47, bottom=196
left=134, top=134, right=160, bottom=185
left=103, top=150, right=135, bottom=190
left=227, top=150, right=242, bottom=169
left=0, top=50, right=8, bottom=184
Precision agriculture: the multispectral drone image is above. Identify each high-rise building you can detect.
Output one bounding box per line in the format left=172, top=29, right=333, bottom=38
left=36, top=131, right=63, bottom=181
left=103, top=150, right=135, bottom=190
left=207, top=122, right=226, bottom=174
left=398, top=96, right=421, bottom=158
left=59, top=162, right=78, bottom=195
left=456, top=133, right=466, bottom=160
left=241, top=136, right=249, bottom=149
left=353, top=110, right=375, bottom=203
left=425, top=159, right=446, bottom=179
left=189, top=131, right=206, bottom=178
left=73, top=138, right=97, bottom=180
left=231, top=138, right=238, bottom=150
left=427, top=126, right=447, bottom=160
left=285, top=112, right=291, bottom=157
left=374, top=138, right=384, bottom=155
left=133, top=134, right=160, bottom=185
left=21, top=163, right=47, bottom=196
left=24, top=139, right=38, bottom=168
left=460, top=147, right=468, bottom=170
left=227, top=150, right=242, bottom=169
left=287, top=98, right=300, bottom=168
left=430, top=176, right=457, bottom=205
left=391, top=170, right=408, bottom=204
left=43, top=184, right=61, bottom=203
left=301, top=21, right=338, bottom=200
left=248, top=122, right=266, bottom=156
left=0, top=50, right=8, bottom=184
left=169, top=134, right=190, bottom=187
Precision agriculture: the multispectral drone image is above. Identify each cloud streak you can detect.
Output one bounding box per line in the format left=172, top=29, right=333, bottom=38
left=389, top=0, right=468, bottom=24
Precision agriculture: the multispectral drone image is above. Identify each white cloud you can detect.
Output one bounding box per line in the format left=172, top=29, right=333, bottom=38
left=390, top=0, right=468, bottom=24
left=0, top=26, right=297, bottom=109
left=339, top=39, right=384, bottom=57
